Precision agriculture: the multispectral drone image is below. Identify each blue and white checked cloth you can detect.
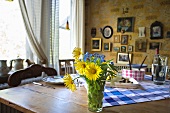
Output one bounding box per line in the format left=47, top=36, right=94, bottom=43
left=103, top=75, right=170, bottom=107
left=79, top=74, right=169, bottom=107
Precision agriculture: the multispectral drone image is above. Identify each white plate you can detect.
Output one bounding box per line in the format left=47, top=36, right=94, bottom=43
left=42, top=76, right=64, bottom=84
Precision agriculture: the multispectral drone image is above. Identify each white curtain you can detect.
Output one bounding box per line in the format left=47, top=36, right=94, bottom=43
left=18, top=0, right=60, bottom=74
left=19, top=0, right=48, bottom=65
left=71, top=0, right=85, bottom=53
left=49, top=0, right=60, bottom=75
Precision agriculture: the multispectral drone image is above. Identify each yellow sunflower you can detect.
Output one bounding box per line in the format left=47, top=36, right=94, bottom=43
left=63, top=73, right=76, bottom=91
left=74, top=61, right=86, bottom=75
left=72, top=47, right=82, bottom=60
left=85, top=62, right=102, bottom=81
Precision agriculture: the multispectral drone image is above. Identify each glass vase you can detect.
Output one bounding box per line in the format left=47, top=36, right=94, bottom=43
left=87, top=80, right=105, bottom=112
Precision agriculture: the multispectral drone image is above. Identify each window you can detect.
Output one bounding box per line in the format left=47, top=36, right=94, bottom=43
left=0, top=1, right=26, bottom=62
left=59, top=0, right=72, bottom=59
left=0, top=0, right=72, bottom=67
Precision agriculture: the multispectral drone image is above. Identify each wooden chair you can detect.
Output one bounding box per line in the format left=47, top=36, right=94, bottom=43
left=59, top=59, right=75, bottom=75
left=8, top=64, right=57, bottom=87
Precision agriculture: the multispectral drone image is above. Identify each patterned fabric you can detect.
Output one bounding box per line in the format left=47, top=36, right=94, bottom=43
left=103, top=76, right=169, bottom=107
left=122, top=69, right=145, bottom=81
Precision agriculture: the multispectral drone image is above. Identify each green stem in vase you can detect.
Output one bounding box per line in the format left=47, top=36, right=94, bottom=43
left=87, top=80, right=105, bottom=112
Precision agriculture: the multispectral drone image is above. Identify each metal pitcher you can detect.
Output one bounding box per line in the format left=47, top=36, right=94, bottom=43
left=11, top=58, right=24, bottom=71
left=0, top=60, right=12, bottom=76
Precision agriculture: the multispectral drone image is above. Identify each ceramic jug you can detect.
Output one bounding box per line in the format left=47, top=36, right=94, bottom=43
left=0, top=60, right=12, bottom=76
left=12, top=58, right=24, bottom=71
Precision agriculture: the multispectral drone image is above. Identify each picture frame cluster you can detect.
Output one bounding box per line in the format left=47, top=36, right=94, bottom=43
left=90, top=17, right=166, bottom=65
left=91, top=35, right=132, bottom=53
left=113, top=34, right=132, bottom=53
left=91, top=17, right=135, bottom=53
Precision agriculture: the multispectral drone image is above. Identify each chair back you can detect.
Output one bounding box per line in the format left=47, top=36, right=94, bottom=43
left=8, top=64, right=57, bottom=87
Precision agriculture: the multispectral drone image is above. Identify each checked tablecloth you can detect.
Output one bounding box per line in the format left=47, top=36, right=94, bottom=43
left=103, top=76, right=170, bottom=107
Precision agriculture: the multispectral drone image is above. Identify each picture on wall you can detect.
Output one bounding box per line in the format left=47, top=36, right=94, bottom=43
left=91, top=27, right=96, bottom=37
left=117, top=17, right=135, bottom=32
left=128, top=45, right=133, bottom=52
left=117, top=52, right=132, bottom=64
left=121, top=46, right=127, bottom=52
left=102, top=26, right=113, bottom=39
left=138, top=27, right=145, bottom=37
left=113, top=35, right=120, bottom=43
left=121, top=35, right=128, bottom=45
left=149, top=42, right=161, bottom=50
left=150, top=21, right=163, bottom=39
left=91, top=38, right=102, bottom=51
left=135, top=39, right=147, bottom=52
left=103, top=42, right=111, bottom=51
left=113, top=47, right=120, bottom=52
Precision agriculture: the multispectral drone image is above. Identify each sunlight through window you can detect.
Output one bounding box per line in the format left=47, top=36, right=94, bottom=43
left=0, top=0, right=26, bottom=61
left=59, top=0, right=72, bottom=59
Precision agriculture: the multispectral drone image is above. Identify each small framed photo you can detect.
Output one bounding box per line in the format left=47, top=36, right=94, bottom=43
left=103, top=42, right=111, bottom=51
left=121, top=35, right=128, bottom=45
left=121, top=46, right=127, bottom=52
left=149, top=42, right=161, bottom=50
left=128, top=45, right=133, bottom=52
left=91, top=38, right=102, bottom=51
left=113, top=47, right=120, bottom=52
left=117, top=52, right=132, bottom=64
left=113, top=35, right=120, bottom=43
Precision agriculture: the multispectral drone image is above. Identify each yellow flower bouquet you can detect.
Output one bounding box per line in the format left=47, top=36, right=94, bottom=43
left=63, top=47, right=118, bottom=112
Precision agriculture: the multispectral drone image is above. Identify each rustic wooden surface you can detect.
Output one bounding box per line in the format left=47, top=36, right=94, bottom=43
left=0, top=82, right=169, bottom=113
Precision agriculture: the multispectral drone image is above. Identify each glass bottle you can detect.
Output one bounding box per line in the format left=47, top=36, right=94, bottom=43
left=152, top=48, right=159, bottom=81
left=153, top=48, right=168, bottom=85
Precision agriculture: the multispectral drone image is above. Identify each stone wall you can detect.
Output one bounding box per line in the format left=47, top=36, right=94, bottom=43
left=85, top=0, right=170, bottom=67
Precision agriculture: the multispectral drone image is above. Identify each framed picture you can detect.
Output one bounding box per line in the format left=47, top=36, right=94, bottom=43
left=91, top=27, right=96, bottom=37
left=102, top=25, right=113, bottom=39
left=113, top=35, right=120, bottom=43
left=150, top=21, right=163, bottom=39
left=167, top=31, right=170, bottom=38
left=121, top=46, right=127, bottom=52
left=117, top=52, right=132, bottom=64
left=138, top=27, right=145, bottom=37
left=128, top=45, right=133, bottom=52
left=91, top=38, right=102, bottom=51
left=149, top=42, right=161, bottom=50
left=113, top=47, right=120, bottom=52
left=135, top=39, right=147, bottom=52
left=103, top=42, right=111, bottom=51
left=117, top=17, right=135, bottom=32
left=121, top=35, right=128, bottom=45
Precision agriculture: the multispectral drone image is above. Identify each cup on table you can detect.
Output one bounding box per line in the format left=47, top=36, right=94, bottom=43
left=152, top=65, right=168, bottom=85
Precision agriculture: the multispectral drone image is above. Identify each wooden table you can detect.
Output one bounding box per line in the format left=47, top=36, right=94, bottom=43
left=0, top=82, right=169, bottom=113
